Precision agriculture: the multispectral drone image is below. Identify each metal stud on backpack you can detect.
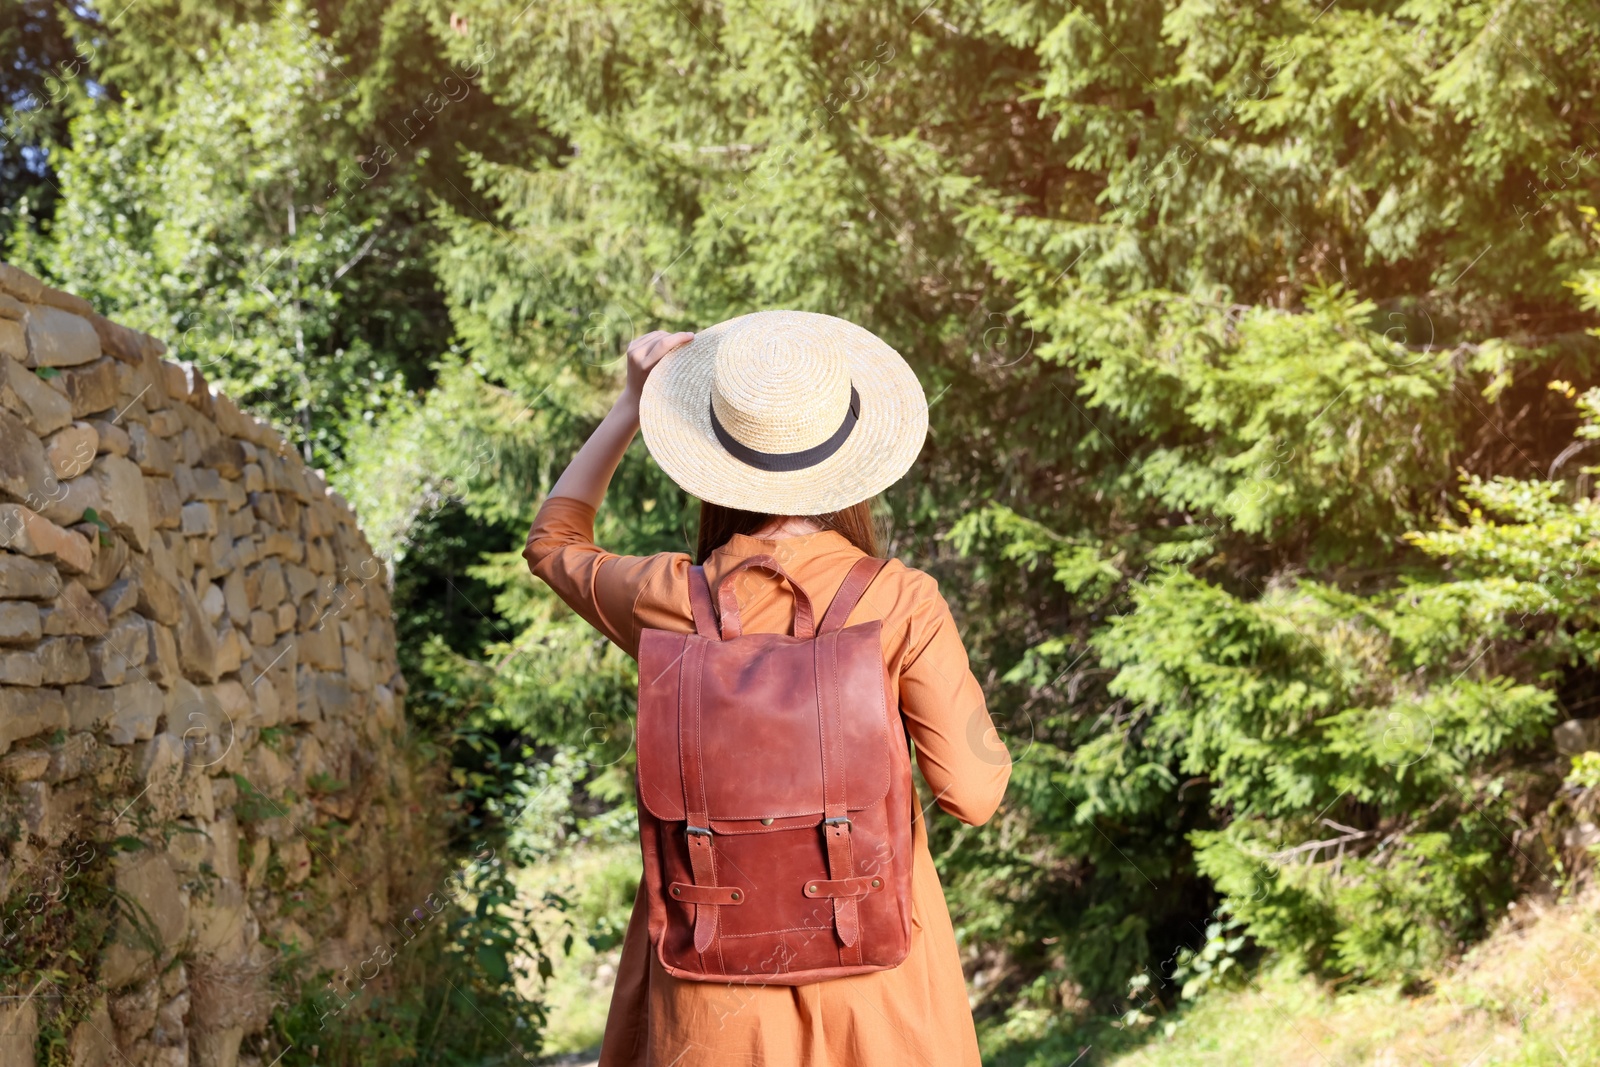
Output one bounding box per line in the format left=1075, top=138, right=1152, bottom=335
left=634, top=554, right=915, bottom=983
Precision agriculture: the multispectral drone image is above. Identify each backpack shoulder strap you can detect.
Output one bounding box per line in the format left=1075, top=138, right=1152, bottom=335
left=817, top=557, right=888, bottom=635
left=686, top=565, right=719, bottom=639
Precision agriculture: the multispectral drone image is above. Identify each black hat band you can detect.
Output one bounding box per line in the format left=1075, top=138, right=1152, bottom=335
left=709, top=385, right=860, bottom=473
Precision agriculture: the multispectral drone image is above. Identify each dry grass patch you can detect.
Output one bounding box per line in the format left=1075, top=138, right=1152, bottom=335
left=1113, top=893, right=1600, bottom=1067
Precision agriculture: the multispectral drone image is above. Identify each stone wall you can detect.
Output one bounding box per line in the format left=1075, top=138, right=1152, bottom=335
left=0, top=264, right=427, bottom=1066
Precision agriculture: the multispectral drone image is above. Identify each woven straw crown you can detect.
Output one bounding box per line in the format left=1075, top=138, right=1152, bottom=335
left=710, top=316, right=853, bottom=454
left=639, top=310, right=928, bottom=515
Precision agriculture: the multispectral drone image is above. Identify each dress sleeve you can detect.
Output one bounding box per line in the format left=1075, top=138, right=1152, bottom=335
left=521, top=495, right=678, bottom=660
left=896, top=583, right=1012, bottom=826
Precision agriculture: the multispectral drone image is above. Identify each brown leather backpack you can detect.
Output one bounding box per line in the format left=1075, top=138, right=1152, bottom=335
left=635, top=553, right=915, bottom=984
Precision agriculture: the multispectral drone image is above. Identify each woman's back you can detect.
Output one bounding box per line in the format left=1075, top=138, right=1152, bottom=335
left=525, top=495, right=1010, bottom=1065
left=523, top=315, right=1009, bottom=1065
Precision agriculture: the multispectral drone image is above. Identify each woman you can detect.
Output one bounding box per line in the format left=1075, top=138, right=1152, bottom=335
left=523, top=310, right=1012, bottom=1066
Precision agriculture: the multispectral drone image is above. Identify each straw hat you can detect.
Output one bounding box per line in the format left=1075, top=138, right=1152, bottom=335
left=638, top=310, right=928, bottom=515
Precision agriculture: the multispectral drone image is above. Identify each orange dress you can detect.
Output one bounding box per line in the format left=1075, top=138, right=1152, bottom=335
left=523, top=496, right=1012, bottom=1067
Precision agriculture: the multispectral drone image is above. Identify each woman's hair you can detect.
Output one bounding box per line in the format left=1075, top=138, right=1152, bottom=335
left=695, top=500, right=880, bottom=563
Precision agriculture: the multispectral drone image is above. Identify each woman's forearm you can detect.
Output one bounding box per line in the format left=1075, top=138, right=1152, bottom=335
left=546, top=393, right=643, bottom=511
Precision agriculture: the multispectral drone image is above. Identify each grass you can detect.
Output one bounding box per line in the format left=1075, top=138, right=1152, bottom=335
left=513, top=841, right=639, bottom=1059
left=1082, top=891, right=1600, bottom=1067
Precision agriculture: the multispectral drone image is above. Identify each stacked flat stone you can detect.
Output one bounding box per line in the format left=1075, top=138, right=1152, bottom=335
left=0, top=263, right=419, bottom=1067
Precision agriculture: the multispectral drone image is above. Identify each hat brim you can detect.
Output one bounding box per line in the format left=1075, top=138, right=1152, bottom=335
left=638, top=311, right=929, bottom=515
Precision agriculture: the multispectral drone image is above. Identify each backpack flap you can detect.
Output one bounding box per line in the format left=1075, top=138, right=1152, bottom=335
left=635, top=622, right=892, bottom=824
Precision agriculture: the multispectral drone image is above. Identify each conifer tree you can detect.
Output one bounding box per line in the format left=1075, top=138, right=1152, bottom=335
left=13, top=1, right=1600, bottom=1050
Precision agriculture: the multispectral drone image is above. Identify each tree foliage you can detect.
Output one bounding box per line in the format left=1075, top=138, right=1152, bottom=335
left=12, top=0, right=1600, bottom=1057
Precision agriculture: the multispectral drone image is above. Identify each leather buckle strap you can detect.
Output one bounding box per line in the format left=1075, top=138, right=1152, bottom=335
left=670, top=881, right=745, bottom=905
left=685, top=829, right=721, bottom=954
left=803, top=874, right=884, bottom=898
left=822, top=818, right=860, bottom=952
left=814, top=628, right=862, bottom=961
left=678, top=638, right=722, bottom=956
left=809, top=558, right=886, bottom=961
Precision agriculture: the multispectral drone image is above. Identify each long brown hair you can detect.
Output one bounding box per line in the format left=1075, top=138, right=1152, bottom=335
left=695, top=500, right=880, bottom=563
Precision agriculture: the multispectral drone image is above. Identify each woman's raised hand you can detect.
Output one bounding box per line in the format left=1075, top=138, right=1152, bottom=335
left=623, top=330, right=696, bottom=402
left=547, top=329, right=695, bottom=507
